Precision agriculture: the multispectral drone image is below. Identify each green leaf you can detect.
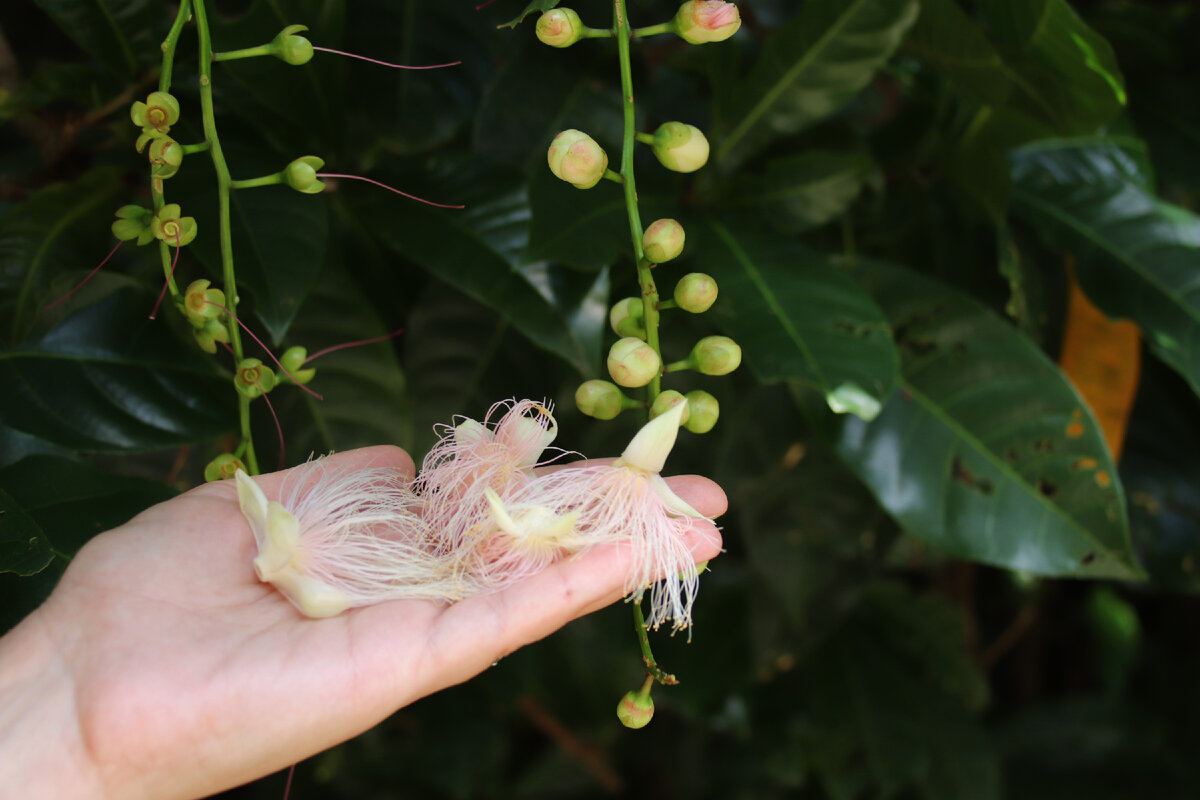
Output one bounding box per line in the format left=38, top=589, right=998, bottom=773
left=0, top=455, right=176, bottom=575
left=726, top=150, right=876, bottom=234
left=32, top=0, right=166, bottom=77
left=837, top=259, right=1140, bottom=579
left=1010, top=140, right=1200, bottom=397
left=692, top=221, right=899, bottom=419
left=498, top=0, right=560, bottom=29
left=717, top=0, right=920, bottom=167
left=903, top=0, right=1013, bottom=107
left=0, top=289, right=235, bottom=451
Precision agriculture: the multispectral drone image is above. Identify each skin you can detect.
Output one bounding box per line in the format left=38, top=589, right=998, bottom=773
left=0, top=445, right=726, bottom=799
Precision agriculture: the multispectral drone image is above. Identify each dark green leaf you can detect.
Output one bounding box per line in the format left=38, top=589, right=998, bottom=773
left=0, top=288, right=234, bottom=451
left=838, top=259, right=1140, bottom=579
left=32, top=0, right=166, bottom=77
left=693, top=221, right=899, bottom=419
left=717, top=0, right=920, bottom=167
left=0, top=454, right=176, bottom=575
left=498, top=0, right=560, bottom=29
left=726, top=150, right=876, bottom=234
left=904, top=0, right=1013, bottom=106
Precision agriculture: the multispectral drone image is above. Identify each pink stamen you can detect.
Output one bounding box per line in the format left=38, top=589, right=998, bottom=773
left=45, top=240, right=123, bottom=310
left=282, top=765, right=295, bottom=800
left=312, top=46, right=460, bottom=71
left=259, top=386, right=286, bottom=470
left=475, top=0, right=500, bottom=7
left=204, top=300, right=325, bottom=401
left=316, top=173, right=464, bottom=209
left=149, top=239, right=182, bottom=320
left=304, top=329, right=404, bottom=363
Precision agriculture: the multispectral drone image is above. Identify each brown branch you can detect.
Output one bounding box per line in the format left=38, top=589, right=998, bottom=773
left=981, top=602, right=1040, bottom=670
left=516, top=696, right=623, bottom=794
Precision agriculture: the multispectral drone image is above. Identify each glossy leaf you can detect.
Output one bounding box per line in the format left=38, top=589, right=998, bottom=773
left=904, top=0, right=1012, bottom=106
left=0, top=454, right=176, bottom=575
left=726, top=150, right=876, bottom=234
left=693, top=221, right=899, bottom=419
left=717, top=0, right=920, bottom=167
left=1011, top=140, right=1200, bottom=397
left=837, top=260, right=1141, bottom=579
left=32, top=0, right=165, bottom=77
left=0, top=289, right=234, bottom=451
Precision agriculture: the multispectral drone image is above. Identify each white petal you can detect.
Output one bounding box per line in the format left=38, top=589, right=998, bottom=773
left=648, top=473, right=704, bottom=518
left=269, top=566, right=352, bottom=618
left=619, top=400, right=685, bottom=474
left=484, top=487, right=518, bottom=536
left=235, top=470, right=270, bottom=549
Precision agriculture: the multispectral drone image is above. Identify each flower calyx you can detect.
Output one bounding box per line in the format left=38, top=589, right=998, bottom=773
left=285, top=156, right=326, bottom=194
left=607, top=337, right=661, bottom=388
left=575, top=379, right=631, bottom=420
left=204, top=453, right=246, bottom=482
left=684, top=390, right=719, bottom=433
left=547, top=129, right=609, bottom=189
left=536, top=8, right=585, bottom=48
left=147, top=137, right=183, bottom=180
left=280, top=346, right=317, bottom=385
left=673, top=272, right=718, bottom=313
left=152, top=204, right=198, bottom=247
left=183, top=279, right=226, bottom=327
left=650, top=122, right=710, bottom=173
left=616, top=690, right=655, bottom=729
left=690, top=335, right=741, bottom=375
left=642, top=218, right=686, bottom=264
left=270, top=25, right=315, bottom=66
left=650, top=390, right=691, bottom=427
left=131, top=91, right=180, bottom=136
left=609, top=297, right=646, bottom=339
left=111, top=205, right=156, bottom=245
left=673, top=1, right=742, bottom=45
left=235, top=358, right=277, bottom=399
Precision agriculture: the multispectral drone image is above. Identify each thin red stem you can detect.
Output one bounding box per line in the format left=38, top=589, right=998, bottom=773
left=304, top=329, right=404, bottom=363
left=149, top=241, right=182, bottom=320
left=312, top=46, right=460, bottom=70
left=282, top=764, right=295, bottom=800
left=476, top=0, right=500, bottom=8
left=205, top=300, right=325, bottom=401
left=45, top=240, right=123, bottom=310
left=316, top=173, right=464, bottom=209
left=259, top=387, right=285, bottom=470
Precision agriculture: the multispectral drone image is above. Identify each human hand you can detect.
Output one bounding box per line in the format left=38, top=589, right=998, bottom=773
left=0, top=445, right=725, bottom=799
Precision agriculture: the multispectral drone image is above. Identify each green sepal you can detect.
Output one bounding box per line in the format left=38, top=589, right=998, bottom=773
left=193, top=318, right=230, bottom=354
left=235, top=358, right=277, bottom=398
left=204, top=454, right=246, bottom=482
left=270, top=25, right=314, bottom=66
left=279, top=346, right=317, bottom=384
left=115, top=204, right=151, bottom=220
left=284, top=156, right=326, bottom=193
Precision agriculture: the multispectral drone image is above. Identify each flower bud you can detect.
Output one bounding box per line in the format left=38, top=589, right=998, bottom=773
left=616, top=690, right=654, bottom=729
left=536, top=8, right=584, bottom=48
left=684, top=390, right=719, bottom=433
left=674, top=272, right=718, bottom=313
left=651, top=390, right=691, bottom=426
left=193, top=318, right=230, bottom=354
left=112, top=205, right=155, bottom=245
left=651, top=122, right=709, bottom=173
left=148, top=137, right=183, bottom=179
left=204, top=453, right=246, bottom=482
left=547, top=129, right=609, bottom=189
left=642, top=219, right=685, bottom=264
left=280, top=346, right=317, bottom=385
left=607, top=337, right=661, bottom=388
left=131, top=91, right=180, bottom=134
left=609, top=297, right=646, bottom=339
left=152, top=203, right=197, bottom=247
left=575, top=379, right=625, bottom=420
left=691, top=335, right=741, bottom=375
left=674, top=1, right=742, bottom=44
left=183, top=279, right=226, bottom=327
left=285, top=156, right=326, bottom=194
left=271, top=24, right=314, bottom=65
left=235, top=358, right=277, bottom=399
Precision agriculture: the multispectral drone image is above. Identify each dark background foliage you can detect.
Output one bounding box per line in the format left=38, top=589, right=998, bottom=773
left=5, top=0, right=1200, bottom=796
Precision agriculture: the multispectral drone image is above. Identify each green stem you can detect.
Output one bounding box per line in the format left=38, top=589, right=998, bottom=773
left=634, top=131, right=656, bottom=146
left=632, top=598, right=678, bottom=685
left=602, top=168, right=624, bottom=185
left=158, top=0, right=192, bottom=93
left=583, top=27, right=616, bottom=39
left=213, top=44, right=272, bottom=62
left=632, top=22, right=674, bottom=38
left=657, top=299, right=678, bottom=311
left=230, top=173, right=284, bottom=190
left=663, top=358, right=692, bottom=373
left=179, top=142, right=211, bottom=155
left=193, top=0, right=258, bottom=475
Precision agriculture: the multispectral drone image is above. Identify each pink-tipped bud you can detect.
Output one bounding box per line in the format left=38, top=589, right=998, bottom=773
left=684, top=390, right=719, bottom=433
left=674, top=272, right=718, bottom=313
left=607, top=337, right=661, bottom=388
left=674, top=1, right=741, bottom=44
left=642, top=219, right=685, bottom=264
left=536, top=8, right=584, bottom=48
left=651, top=390, right=691, bottom=426
left=616, top=690, right=655, bottom=729
left=651, top=122, right=709, bottom=173
left=548, top=129, right=609, bottom=189
left=204, top=453, right=246, bottom=482
left=575, top=379, right=625, bottom=420
left=609, top=296, right=646, bottom=338
left=691, top=335, right=741, bottom=375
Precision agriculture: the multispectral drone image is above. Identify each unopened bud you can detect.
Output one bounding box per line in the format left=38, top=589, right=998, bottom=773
left=536, top=8, right=584, bottom=47
left=651, top=390, right=691, bottom=426
left=674, top=272, right=718, bottom=313
left=684, top=390, right=719, bottom=433
left=193, top=318, right=230, bottom=354
left=642, top=219, right=685, bottom=263
left=691, top=335, right=741, bottom=375
left=204, top=453, right=246, bottom=482
left=609, top=297, right=646, bottom=338
left=285, top=156, right=326, bottom=194
left=280, top=346, right=317, bottom=385
left=616, top=690, right=654, bottom=729
left=674, top=1, right=742, bottom=44
left=651, top=122, right=709, bottom=173
left=148, top=137, right=182, bottom=180
left=548, top=129, right=609, bottom=189
left=607, top=337, right=661, bottom=387
left=235, top=358, right=277, bottom=399
left=271, top=24, right=314, bottom=65
left=575, top=379, right=625, bottom=420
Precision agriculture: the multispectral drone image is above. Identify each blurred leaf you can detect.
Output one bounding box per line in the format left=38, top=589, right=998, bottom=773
left=0, top=288, right=234, bottom=451
left=31, top=0, right=165, bottom=77
left=0, top=454, right=175, bottom=575
left=499, top=0, right=561, bottom=29
left=717, top=0, right=920, bottom=167
left=838, top=259, right=1141, bottom=579
left=528, top=169, right=628, bottom=271
left=0, top=427, right=73, bottom=469
left=904, top=0, right=1012, bottom=106
left=694, top=221, right=899, bottom=419
left=726, top=150, right=876, bottom=234
left=1011, top=140, right=1200, bottom=397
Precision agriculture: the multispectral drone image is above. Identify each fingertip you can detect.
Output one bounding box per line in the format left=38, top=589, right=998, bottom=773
left=665, top=474, right=729, bottom=519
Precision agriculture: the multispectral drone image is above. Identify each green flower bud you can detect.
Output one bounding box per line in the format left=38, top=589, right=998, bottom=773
left=691, top=335, right=741, bottom=375
left=650, top=390, right=691, bottom=426
left=575, top=379, right=625, bottom=420
left=193, top=318, right=230, bottom=354
left=131, top=91, right=180, bottom=134
left=536, top=8, right=584, bottom=48
left=285, top=156, right=326, bottom=194
left=674, top=272, right=718, bottom=313
left=684, top=390, right=719, bottom=433
left=280, top=346, right=317, bottom=385
left=235, top=358, right=277, bottom=399
left=547, top=129, right=609, bottom=189
left=607, top=337, right=661, bottom=387
left=642, top=218, right=685, bottom=263
left=616, top=690, right=654, bottom=729
left=112, top=205, right=155, bottom=244
left=183, top=279, right=226, bottom=327
left=609, top=297, right=646, bottom=339
left=148, top=137, right=183, bottom=179
left=674, top=1, right=742, bottom=44
left=204, top=453, right=246, bottom=482
left=651, top=122, right=709, bottom=173
left=153, top=203, right=198, bottom=247
left=271, top=24, right=314, bottom=66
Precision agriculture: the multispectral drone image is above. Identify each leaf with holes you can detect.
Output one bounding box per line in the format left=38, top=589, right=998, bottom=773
left=837, top=259, right=1140, bottom=579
